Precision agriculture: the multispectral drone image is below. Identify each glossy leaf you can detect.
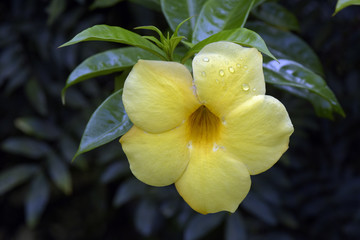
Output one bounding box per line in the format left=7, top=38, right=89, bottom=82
left=60, top=25, right=166, bottom=59
left=182, top=27, right=275, bottom=63
left=0, top=165, right=39, bottom=196
left=62, top=47, right=159, bottom=100
left=247, top=21, right=323, bottom=75
left=113, top=178, right=146, bottom=207
left=47, top=153, right=72, bottom=194
left=264, top=59, right=345, bottom=119
left=90, top=0, right=123, bottom=10
left=15, top=117, right=61, bottom=140
left=225, top=212, right=247, bottom=240
left=73, top=89, right=132, bottom=160
left=184, top=213, right=225, bottom=240
left=1, top=137, right=51, bottom=159
left=192, top=0, right=255, bottom=43
left=25, top=173, right=50, bottom=228
left=252, top=2, right=300, bottom=31
left=334, top=0, right=360, bottom=15
left=160, top=0, right=208, bottom=40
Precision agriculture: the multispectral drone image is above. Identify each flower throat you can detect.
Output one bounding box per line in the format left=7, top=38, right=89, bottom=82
left=187, top=105, right=221, bottom=147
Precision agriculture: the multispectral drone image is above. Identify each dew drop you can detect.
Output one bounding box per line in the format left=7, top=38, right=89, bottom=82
left=215, top=79, right=220, bottom=84
left=228, top=66, right=235, bottom=73
left=221, top=116, right=227, bottom=125
left=244, top=65, right=248, bottom=69
left=201, top=71, right=206, bottom=77
left=242, top=83, right=250, bottom=91
left=203, top=57, right=209, bottom=62
left=236, top=63, right=241, bottom=68
left=252, top=87, right=256, bottom=92
left=213, top=143, right=219, bottom=152
left=187, top=141, right=192, bottom=149
left=219, top=69, right=225, bottom=77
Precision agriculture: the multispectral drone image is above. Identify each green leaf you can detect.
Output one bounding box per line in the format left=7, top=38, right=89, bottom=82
left=90, top=0, right=123, bottom=10
left=192, top=0, right=255, bottom=43
left=1, top=137, right=51, bottom=159
left=73, top=89, right=132, bottom=161
left=160, top=0, right=208, bottom=41
left=252, top=2, right=300, bottom=31
left=135, top=199, right=159, bottom=236
left=25, top=78, right=47, bottom=115
left=0, top=165, right=39, bottom=196
left=246, top=21, right=324, bottom=75
left=242, top=192, right=277, bottom=225
left=25, top=173, right=50, bottom=228
left=15, top=117, right=61, bottom=140
left=225, top=212, right=247, bottom=240
left=46, top=0, right=66, bottom=25
left=113, top=178, right=146, bottom=207
left=334, top=0, right=360, bottom=15
left=62, top=47, right=159, bottom=101
left=264, top=59, right=345, bottom=119
left=185, top=213, right=225, bottom=240
left=59, top=25, right=166, bottom=60
left=100, top=161, right=130, bottom=184
left=47, top=153, right=72, bottom=195
left=182, top=28, right=275, bottom=63
left=129, top=0, right=161, bottom=11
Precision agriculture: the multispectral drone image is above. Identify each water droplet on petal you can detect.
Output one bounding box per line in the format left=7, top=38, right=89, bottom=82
left=213, top=143, right=219, bottom=152
left=236, top=63, right=241, bottom=68
left=252, top=87, right=257, bottom=92
left=228, top=66, right=235, bottom=73
left=201, top=71, right=206, bottom=77
left=219, top=70, right=225, bottom=77
left=242, top=83, right=250, bottom=91
left=244, top=65, right=248, bottom=69
left=187, top=141, right=192, bottom=149
left=203, top=57, right=209, bottom=62
left=215, top=79, right=220, bottom=84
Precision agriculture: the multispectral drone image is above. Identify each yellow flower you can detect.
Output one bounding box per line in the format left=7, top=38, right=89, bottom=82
left=120, top=41, right=294, bottom=214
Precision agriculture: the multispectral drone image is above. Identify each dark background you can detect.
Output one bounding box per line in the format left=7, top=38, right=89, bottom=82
left=0, top=0, right=359, bottom=239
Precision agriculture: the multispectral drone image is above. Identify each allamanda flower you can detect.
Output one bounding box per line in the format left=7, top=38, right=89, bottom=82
left=120, top=41, right=294, bottom=214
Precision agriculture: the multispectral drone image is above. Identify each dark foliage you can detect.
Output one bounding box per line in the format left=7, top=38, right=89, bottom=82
left=0, top=0, right=359, bottom=239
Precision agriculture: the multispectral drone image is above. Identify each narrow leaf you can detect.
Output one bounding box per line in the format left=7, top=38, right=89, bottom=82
left=334, top=0, right=360, bottom=15
left=182, top=28, right=275, bottom=63
left=62, top=47, right=160, bottom=101
left=25, top=173, right=50, bottom=228
left=185, top=213, right=225, bottom=240
left=90, top=0, right=123, bottom=10
left=264, top=59, right=345, bottom=119
left=15, top=117, right=61, bottom=140
left=47, top=153, right=72, bottom=195
left=59, top=25, right=166, bottom=59
left=192, top=0, right=255, bottom=43
left=100, top=161, right=129, bottom=184
left=1, top=137, right=51, bottom=159
left=252, top=2, right=300, bottom=31
left=246, top=21, right=323, bottom=75
left=0, top=165, right=39, bottom=196
left=113, top=178, right=146, bottom=207
left=135, top=199, right=159, bottom=236
left=225, top=212, right=247, bottom=240
left=73, top=89, right=132, bottom=160
left=161, top=0, right=207, bottom=40
left=242, top=192, right=277, bottom=225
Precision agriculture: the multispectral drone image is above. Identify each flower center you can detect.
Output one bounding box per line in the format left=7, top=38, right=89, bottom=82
left=186, top=105, right=222, bottom=148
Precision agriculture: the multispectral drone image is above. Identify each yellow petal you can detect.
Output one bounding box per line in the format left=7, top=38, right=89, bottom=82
left=120, top=125, right=189, bottom=187
left=123, top=60, right=200, bottom=133
left=221, top=95, right=294, bottom=175
left=175, top=147, right=251, bottom=214
left=193, top=41, right=265, bottom=117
